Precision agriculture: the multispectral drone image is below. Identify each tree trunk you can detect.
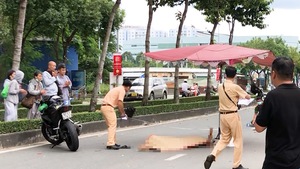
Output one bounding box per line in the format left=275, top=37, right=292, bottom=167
left=174, top=0, right=188, bottom=104
left=12, top=0, right=27, bottom=70
left=206, top=21, right=218, bottom=101
left=142, top=0, right=153, bottom=106
left=229, top=18, right=235, bottom=45
left=53, top=33, right=60, bottom=61
left=89, top=0, right=121, bottom=111
left=209, top=21, right=218, bottom=45
left=62, top=30, right=77, bottom=63
left=174, top=63, right=180, bottom=103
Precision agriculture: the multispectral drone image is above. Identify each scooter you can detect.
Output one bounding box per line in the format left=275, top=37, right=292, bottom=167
left=39, top=96, right=82, bottom=151
left=247, top=83, right=265, bottom=127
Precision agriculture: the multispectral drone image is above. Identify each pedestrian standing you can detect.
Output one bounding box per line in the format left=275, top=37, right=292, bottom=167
left=204, top=66, right=250, bottom=169
left=3, top=70, right=27, bottom=121
left=254, top=56, right=300, bottom=169
left=100, top=80, right=132, bottom=150
left=42, top=61, right=58, bottom=97
left=56, top=63, right=72, bottom=102
left=27, top=70, right=46, bottom=119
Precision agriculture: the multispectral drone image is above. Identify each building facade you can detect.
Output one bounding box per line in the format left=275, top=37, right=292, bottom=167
left=118, top=25, right=299, bottom=57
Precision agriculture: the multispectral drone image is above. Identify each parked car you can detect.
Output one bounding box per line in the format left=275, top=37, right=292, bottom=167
left=124, top=77, right=168, bottom=101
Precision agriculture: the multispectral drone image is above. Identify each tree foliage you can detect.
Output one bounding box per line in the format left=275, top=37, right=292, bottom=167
left=89, top=0, right=122, bottom=111
left=225, top=0, right=273, bottom=44
left=0, top=0, right=124, bottom=84
left=194, top=0, right=227, bottom=44
left=237, top=37, right=295, bottom=88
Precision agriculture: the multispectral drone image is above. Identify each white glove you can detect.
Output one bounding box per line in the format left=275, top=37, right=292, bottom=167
left=121, top=114, right=128, bottom=120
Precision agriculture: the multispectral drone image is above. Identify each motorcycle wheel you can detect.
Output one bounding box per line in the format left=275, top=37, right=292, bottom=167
left=41, top=123, right=63, bottom=145
left=62, top=120, right=79, bottom=151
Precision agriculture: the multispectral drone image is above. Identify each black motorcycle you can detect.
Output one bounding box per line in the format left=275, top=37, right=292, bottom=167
left=39, top=96, right=82, bottom=151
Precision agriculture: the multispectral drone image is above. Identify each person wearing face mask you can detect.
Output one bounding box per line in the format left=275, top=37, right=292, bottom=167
left=3, top=70, right=27, bottom=121
left=27, top=70, right=46, bottom=119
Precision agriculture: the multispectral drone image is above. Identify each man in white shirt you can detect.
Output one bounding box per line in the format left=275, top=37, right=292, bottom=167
left=181, top=79, right=190, bottom=97
left=42, top=61, right=58, bottom=96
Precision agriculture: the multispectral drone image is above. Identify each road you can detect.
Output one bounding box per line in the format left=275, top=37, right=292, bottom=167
left=0, top=106, right=265, bottom=169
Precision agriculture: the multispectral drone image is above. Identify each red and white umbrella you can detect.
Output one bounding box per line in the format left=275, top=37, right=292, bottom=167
left=144, top=44, right=275, bottom=67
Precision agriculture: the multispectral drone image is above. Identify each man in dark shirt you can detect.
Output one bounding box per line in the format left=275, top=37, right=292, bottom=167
left=254, top=56, right=300, bottom=169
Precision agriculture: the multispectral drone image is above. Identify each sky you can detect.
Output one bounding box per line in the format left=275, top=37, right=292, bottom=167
left=120, top=0, right=300, bottom=38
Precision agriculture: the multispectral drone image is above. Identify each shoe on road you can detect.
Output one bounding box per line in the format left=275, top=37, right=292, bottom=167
left=106, top=145, right=120, bottom=150
left=204, top=154, right=215, bottom=169
left=233, top=164, right=248, bottom=169
left=119, top=145, right=131, bottom=149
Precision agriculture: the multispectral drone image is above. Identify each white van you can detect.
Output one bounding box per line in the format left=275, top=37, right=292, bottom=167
left=125, top=77, right=168, bottom=101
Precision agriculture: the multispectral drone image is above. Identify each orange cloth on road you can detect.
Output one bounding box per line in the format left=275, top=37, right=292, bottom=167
left=139, top=135, right=209, bottom=152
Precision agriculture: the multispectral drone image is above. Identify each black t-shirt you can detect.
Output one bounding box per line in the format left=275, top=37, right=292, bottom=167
left=256, top=83, right=300, bottom=169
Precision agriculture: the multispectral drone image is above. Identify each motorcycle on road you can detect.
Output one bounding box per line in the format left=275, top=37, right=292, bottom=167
left=39, top=96, right=82, bottom=151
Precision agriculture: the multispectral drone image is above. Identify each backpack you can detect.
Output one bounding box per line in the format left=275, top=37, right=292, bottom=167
left=1, top=84, right=9, bottom=99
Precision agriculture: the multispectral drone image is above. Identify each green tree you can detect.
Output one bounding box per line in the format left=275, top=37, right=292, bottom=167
left=194, top=0, right=227, bottom=100
left=158, top=0, right=191, bottom=103
left=194, top=0, right=226, bottom=44
left=38, top=0, right=102, bottom=62
left=122, top=51, right=136, bottom=67
left=12, top=0, right=27, bottom=70
left=225, top=0, right=273, bottom=44
left=73, top=0, right=124, bottom=87
left=0, top=0, right=123, bottom=83
left=0, top=0, right=47, bottom=80
left=90, top=0, right=122, bottom=111
left=143, top=0, right=155, bottom=105
left=239, top=37, right=290, bottom=88
left=136, top=52, right=146, bottom=67
left=75, top=35, right=112, bottom=85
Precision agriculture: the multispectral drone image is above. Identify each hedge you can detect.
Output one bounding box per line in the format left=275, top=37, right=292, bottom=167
left=0, top=99, right=218, bottom=134
left=0, top=96, right=218, bottom=121
left=0, top=100, right=84, bottom=121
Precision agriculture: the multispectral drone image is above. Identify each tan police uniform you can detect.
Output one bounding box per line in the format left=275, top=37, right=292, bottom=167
left=211, top=80, right=248, bottom=168
left=101, top=86, right=126, bottom=146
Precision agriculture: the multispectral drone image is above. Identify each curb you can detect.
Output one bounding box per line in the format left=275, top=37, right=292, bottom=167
left=0, top=106, right=218, bottom=149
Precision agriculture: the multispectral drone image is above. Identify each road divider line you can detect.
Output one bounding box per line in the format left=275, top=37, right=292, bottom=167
left=165, top=154, right=186, bottom=161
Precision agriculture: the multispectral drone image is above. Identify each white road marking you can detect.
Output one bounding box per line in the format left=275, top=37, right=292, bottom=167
left=0, top=142, right=47, bottom=154
left=165, top=154, right=186, bottom=161
left=169, top=127, right=192, bottom=130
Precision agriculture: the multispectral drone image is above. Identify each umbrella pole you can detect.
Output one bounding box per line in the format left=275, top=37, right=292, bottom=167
left=214, top=112, right=221, bottom=140
left=214, top=63, right=223, bottom=140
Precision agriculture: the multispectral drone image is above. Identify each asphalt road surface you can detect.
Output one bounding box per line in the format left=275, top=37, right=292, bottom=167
left=0, top=106, right=266, bottom=169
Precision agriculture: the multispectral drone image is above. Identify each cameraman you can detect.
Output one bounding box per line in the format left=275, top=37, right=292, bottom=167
left=254, top=57, right=300, bottom=168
